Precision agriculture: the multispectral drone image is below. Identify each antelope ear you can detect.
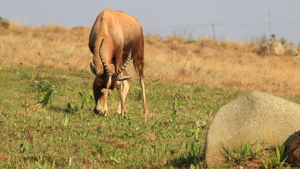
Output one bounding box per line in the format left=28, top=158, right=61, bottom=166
left=90, top=62, right=99, bottom=76
left=114, top=75, right=133, bottom=81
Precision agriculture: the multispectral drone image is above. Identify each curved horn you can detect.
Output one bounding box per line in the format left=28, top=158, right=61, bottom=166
left=90, top=62, right=99, bottom=76
left=112, top=45, right=133, bottom=80
left=99, top=39, right=111, bottom=78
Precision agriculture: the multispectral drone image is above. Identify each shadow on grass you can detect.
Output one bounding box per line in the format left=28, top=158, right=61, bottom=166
left=48, top=104, right=93, bottom=114
left=167, top=152, right=205, bottom=168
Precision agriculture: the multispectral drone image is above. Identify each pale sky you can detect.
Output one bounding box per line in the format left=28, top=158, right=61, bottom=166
left=1, top=1, right=300, bottom=44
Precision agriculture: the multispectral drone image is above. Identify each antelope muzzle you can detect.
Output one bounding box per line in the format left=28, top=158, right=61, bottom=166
left=94, top=88, right=111, bottom=116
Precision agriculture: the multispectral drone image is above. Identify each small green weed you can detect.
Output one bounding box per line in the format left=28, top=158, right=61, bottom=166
left=35, top=80, right=57, bottom=107
left=260, top=144, right=288, bottom=168
left=65, top=92, right=93, bottom=113
left=62, top=113, right=69, bottom=127
left=65, top=103, right=79, bottom=113
left=35, top=154, right=56, bottom=169
left=221, top=142, right=291, bottom=168
left=221, top=142, right=262, bottom=166
left=276, top=144, right=285, bottom=163
left=73, top=129, right=90, bottom=139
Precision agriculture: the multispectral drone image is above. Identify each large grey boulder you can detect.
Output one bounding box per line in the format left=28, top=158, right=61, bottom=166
left=261, top=37, right=299, bottom=56
left=284, top=43, right=299, bottom=56
left=205, top=91, right=300, bottom=168
left=262, top=38, right=285, bottom=55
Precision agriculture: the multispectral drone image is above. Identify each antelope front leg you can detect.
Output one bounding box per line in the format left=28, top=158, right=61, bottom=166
left=116, top=80, right=129, bottom=118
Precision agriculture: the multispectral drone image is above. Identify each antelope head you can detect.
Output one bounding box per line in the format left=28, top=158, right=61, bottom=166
left=90, top=39, right=132, bottom=116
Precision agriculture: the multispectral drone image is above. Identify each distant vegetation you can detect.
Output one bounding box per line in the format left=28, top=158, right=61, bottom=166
left=0, top=16, right=10, bottom=29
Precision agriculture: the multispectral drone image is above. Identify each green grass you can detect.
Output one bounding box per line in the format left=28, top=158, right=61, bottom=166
left=0, top=64, right=253, bottom=168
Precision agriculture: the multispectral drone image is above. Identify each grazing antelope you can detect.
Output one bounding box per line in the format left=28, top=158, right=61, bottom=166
left=89, top=9, right=149, bottom=120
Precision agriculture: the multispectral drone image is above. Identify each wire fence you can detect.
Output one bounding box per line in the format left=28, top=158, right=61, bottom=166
left=144, top=21, right=300, bottom=44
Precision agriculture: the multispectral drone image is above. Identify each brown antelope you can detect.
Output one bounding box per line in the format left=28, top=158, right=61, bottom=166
left=89, top=9, right=149, bottom=120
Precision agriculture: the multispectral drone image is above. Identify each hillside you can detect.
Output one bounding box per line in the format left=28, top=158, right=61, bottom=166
left=1, top=23, right=300, bottom=97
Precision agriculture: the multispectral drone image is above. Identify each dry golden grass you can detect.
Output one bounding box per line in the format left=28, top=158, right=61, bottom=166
left=1, top=23, right=300, bottom=97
